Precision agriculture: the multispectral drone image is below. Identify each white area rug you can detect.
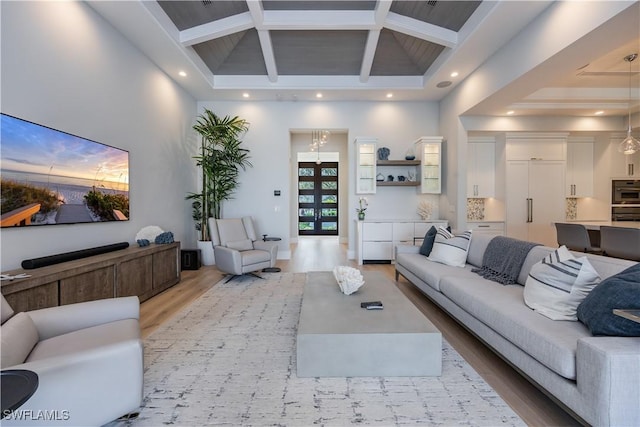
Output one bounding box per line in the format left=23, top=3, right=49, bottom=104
left=109, top=272, right=525, bottom=426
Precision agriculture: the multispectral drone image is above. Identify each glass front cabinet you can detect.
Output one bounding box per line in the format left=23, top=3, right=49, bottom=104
left=355, top=137, right=377, bottom=194
left=415, top=136, right=444, bottom=194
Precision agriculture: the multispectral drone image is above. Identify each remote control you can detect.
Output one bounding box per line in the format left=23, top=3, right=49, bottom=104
left=360, top=301, right=383, bottom=310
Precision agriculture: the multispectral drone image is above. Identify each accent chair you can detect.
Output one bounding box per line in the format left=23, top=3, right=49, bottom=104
left=208, top=217, right=278, bottom=282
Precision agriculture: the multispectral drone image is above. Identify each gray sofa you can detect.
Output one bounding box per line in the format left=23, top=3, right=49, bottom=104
left=395, top=233, right=639, bottom=427
left=1, top=295, right=143, bottom=426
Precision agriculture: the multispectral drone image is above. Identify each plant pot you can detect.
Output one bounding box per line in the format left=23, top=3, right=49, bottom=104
left=197, top=240, right=215, bottom=266
left=358, top=212, right=365, bottom=221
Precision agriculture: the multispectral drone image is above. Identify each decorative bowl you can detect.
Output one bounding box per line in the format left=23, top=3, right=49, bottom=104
left=333, top=266, right=365, bottom=295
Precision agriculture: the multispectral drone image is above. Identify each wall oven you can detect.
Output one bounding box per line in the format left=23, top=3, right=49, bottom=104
left=612, top=180, right=640, bottom=221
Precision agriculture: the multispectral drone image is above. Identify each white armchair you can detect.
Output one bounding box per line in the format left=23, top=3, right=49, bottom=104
left=1, top=295, right=143, bottom=426
left=208, top=217, right=278, bottom=282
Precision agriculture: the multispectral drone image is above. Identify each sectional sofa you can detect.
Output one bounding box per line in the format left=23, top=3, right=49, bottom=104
left=395, top=233, right=639, bottom=427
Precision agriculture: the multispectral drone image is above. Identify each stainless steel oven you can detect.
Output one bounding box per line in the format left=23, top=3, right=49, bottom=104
left=612, top=180, right=640, bottom=221
left=612, top=180, right=640, bottom=204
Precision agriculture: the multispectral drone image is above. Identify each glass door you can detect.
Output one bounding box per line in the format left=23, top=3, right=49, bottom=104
left=298, top=162, right=339, bottom=235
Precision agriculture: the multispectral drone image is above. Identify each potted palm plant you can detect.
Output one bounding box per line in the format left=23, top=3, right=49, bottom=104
left=186, top=109, right=251, bottom=264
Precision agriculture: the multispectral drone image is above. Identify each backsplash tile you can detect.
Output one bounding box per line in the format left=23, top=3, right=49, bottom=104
left=566, top=198, right=577, bottom=220
left=467, top=198, right=485, bottom=221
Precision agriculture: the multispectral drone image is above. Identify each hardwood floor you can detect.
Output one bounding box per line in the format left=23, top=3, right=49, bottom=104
left=140, top=236, right=580, bottom=426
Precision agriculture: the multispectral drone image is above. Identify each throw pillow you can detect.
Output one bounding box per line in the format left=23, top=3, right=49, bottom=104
left=1, top=312, right=39, bottom=368
left=419, top=226, right=437, bottom=256
left=225, top=239, right=254, bottom=251
left=427, top=227, right=472, bottom=268
left=577, top=263, right=640, bottom=337
left=523, top=246, right=601, bottom=321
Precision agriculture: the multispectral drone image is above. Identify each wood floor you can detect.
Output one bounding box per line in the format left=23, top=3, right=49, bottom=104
left=140, top=236, right=580, bottom=426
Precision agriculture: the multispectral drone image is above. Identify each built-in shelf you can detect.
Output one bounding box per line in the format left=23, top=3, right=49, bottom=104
left=377, top=181, right=420, bottom=187
left=376, top=160, right=421, bottom=166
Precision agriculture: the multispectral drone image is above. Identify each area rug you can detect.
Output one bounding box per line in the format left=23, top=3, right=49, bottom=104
left=109, top=272, right=525, bottom=427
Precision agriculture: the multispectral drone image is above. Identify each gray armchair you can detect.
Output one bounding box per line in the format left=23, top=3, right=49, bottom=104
left=208, top=217, right=278, bottom=282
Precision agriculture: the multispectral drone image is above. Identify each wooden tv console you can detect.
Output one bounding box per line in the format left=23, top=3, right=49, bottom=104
left=1, top=242, right=180, bottom=312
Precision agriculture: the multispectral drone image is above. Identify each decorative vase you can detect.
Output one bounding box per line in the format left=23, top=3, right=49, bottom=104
left=358, top=212, right=365, bottom=220
left=405, top=148, right=415, bottom=160
left=377, top=147, right=390, bottom=160
left=197, top=240, right=216, bottom=266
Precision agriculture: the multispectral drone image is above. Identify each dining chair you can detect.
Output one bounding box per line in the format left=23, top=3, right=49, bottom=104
left=554, top=223, right=602, bottom=254
left=600, top=226, right=640, bottom=261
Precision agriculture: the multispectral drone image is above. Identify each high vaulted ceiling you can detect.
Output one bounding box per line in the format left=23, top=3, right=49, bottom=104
left=90, top=1, right=639, bottom=118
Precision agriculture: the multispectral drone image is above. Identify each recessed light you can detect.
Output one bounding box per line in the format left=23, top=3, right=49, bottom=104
left=594, top=110, right=604, bottom=115
left=386, top=93, right=393, bottom=99
left=178, top=71, right=187, bottom=77
left=242, top=92, right=250, bottom=98
left=316, top=93, right=323, bottom=98
left=506, top=111, right=515, bottom=115
left=450, top=71, right=459, bottom=78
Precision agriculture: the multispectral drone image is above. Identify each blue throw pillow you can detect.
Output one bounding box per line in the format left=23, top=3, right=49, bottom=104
left=419, top=226, right=437, bottom=256
left=577, top=263, right=640, bottom=337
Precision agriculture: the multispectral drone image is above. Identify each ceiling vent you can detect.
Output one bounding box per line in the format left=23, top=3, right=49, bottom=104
left=202, top=0, right=212, bottom=5
left=427, top=1, right=438, bottom=6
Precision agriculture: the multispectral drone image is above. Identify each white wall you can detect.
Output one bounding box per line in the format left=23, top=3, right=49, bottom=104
left=1, top=1, right=197, bottom=271
left=197, top=101, right=439, bottom=257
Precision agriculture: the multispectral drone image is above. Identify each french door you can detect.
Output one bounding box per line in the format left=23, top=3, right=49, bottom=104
left=298, top=162, right=338, bottom=235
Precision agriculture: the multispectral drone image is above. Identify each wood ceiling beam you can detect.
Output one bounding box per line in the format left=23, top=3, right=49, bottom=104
left=384, top=12, right=457, bottom=48
left=360, top=0, right=392, bottom=83
left=360, top=30, right=380, bottom=83
left=257, top=30, right=278, bottom=83
left=261, top=10, right=375, bottom=30
left=246, top=1, right=278, bottom=83
left=180, top=12, right=254, bottom=46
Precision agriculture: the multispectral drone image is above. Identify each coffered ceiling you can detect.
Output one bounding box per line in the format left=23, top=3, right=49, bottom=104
left=89, top=1, right=639, bottom=118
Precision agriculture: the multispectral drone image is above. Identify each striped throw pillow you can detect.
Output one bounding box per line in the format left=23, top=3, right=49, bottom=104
left=524, top=246, right=601, bottom=321
left=427, top=227, right=472, bottom=268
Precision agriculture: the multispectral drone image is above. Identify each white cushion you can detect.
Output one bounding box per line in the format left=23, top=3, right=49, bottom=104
left=226, top=239, right=254, bottom=251
left=524, top=245, right=601, bottom=321
left=1, top=312, right=39, bottom=368
left=428, top=227, right=472, bottom=268
left=1, top=294, right=14, bottom=324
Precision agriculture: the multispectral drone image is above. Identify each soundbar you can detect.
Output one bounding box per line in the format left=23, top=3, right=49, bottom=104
left=21, top=242, right=130, bottom=269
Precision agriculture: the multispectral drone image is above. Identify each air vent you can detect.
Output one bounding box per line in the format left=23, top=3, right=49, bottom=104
left=427, top=1, right=438, bottom=6
left=202, top=0, right=213, bottom=5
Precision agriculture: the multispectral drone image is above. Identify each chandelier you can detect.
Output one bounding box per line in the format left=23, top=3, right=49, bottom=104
left=618, top=53, right=640, bottom=155
left=309, top=130, right=330, bottom=164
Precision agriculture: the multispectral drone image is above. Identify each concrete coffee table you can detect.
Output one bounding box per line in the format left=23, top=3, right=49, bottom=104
left=297, top=271, right=442, bottom=377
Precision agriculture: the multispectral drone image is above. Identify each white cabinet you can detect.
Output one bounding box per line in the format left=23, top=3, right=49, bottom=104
left=467, top=140, right=495, bottom=198
left=355, top=137, right=377, bottom=194
left=356, top=220, right=448, bottom=264
left=361, top=222, right=393, bottom=262
left=506, top=160, right=566, bottom=247
left=566, top=139, right=594, bottom=197
left=415, top=137, right=443, bottom=194
left=505, top=135, right=566, bottom=161
left=467, top=221, right=505, bottom=236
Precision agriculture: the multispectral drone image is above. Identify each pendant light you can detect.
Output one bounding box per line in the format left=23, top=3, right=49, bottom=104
left=618, top=53, right=640, bottom=155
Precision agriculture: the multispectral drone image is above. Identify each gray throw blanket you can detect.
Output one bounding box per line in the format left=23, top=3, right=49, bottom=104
left=472, top=236, right=540, bottom=285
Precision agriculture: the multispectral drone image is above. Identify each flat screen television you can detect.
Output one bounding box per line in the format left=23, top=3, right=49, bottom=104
left=1, top=113, right=129, bottom=227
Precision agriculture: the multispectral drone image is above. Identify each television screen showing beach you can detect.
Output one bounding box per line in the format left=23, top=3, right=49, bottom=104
left=1, top=113, right=129, bottom=227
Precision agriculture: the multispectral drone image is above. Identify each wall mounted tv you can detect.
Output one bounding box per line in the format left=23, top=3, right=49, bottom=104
left=1, top=113, right=129, bottom=228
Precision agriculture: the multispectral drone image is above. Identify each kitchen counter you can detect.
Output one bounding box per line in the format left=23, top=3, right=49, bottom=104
left=566, top=220, right=640, bottom=230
